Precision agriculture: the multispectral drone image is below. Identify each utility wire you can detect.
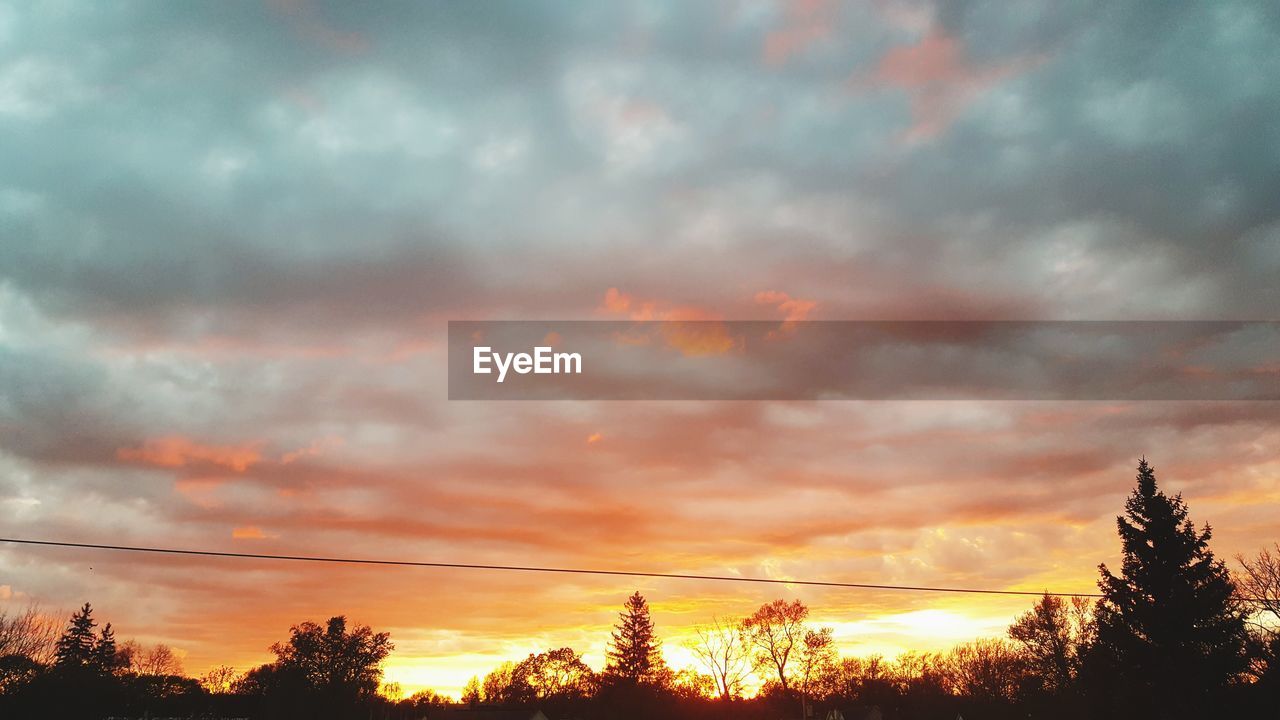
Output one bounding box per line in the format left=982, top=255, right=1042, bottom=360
left=1, top=536, right=1107, bottom=598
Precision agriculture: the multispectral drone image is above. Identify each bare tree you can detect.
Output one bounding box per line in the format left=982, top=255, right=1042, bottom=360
left=1237, top=544, right=1280, bottom=632
left=135, top=643, right=184, bottom=676
left=687, top=616, right=751, bottom=701
left=892, top=651, right=950, bottom=696
left=676, top=667, right=719, bottom=699
left=1237, top=544, right=1280, bottom=681
left=795, top=627, right=836, bottom=717
left=407, top=688, right=450, bottom=708
left=0, top=605, right=61, bottom=665
left=200, top=664, right=240, bottom=694
left=1007, top=593, right=1094, bottom=694
left=944, top=638, right=1027, bottom=703
left=815, top=654, right=900, bottom=703
left=743, top=599, right=809, bottom=694
left=117, top=639, right=141, bottom=672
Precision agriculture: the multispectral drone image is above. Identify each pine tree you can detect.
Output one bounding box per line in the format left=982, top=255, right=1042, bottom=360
left=606, top=592, right=665, bottom=684
left=1094, top=458, right=1246, bottom=716
left=54, top=602, right=98, bottom=668
left=94, top=622, right=119, bottom=673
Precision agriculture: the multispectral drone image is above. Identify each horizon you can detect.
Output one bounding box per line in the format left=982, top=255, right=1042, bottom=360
left=4, top=462, right=1260, bottom=699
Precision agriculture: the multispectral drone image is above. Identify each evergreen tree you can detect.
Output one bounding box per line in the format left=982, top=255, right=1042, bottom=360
left=53, top=603, right=98, bottom=668
left=1094, top=458, right=1246, bottom=716
left=606, top=592, right=665, bottom=684
left=93, top=622, right=119, bottom=673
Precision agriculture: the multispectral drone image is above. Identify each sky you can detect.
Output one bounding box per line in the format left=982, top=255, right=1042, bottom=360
left=2, top=0, right=1280, bottom=698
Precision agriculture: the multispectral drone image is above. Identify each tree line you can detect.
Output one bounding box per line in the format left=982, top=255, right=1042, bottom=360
left=1, top=459, right=1278, bottom=719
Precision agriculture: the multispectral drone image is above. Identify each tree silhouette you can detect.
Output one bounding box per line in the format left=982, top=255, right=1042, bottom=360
left=481, top=661, right=518, bottom=702
left=1094, top=458, right=1247, bottom=716
left=480, top=648, right=595, bottom=704
left=199, top=664, right=239, bottom=694
left=1237, top=544, right=1280, bottom=625
left=1236, top=545, right=1280, bottom=690
left=687, top=615, right=750, bottom=701
left=606, top=591, right=665, bottom=685
left=231, top=616, right=393, bottom=720
left=53, top=603, right=98, bottom=669
left=269, top=616, right=392, bottom=699
left=796, top=626, right=836, bottom=717
left=0, top=605, right=60, bottom=666
left=461, top=675, right=482, bottom=704
left=943, top=638, right=1025, bottom=703
left=743, top=599, right=808, bottom=695
left=1008, top=593, right=1094, bottom=695
left=92, top=623, right=119, bottom=673
left=130, top=643, right=183, bottom=676
left=512, top=647, right=595, bottom=701
left=814, top=654, right=902, bottom=709
left=0, top=654, right=41, bottom=695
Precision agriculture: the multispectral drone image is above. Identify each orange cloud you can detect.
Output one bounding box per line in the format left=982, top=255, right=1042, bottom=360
left=602, top=287, right=631, bottom=314
left=280, top=436, right=344, bottom=465
left=863, top=28, right=1042, bottom=142
left=755, top=290, right=817, bottom=322
left=586, top=432, right=603, bottom=444
left=600, top=287, right=715, bottom=322
left=763, top=0, right=836, bottom=67
left=231, top=526, right=268, bottom=540
left=600, top=287, right=665, bottom=320
left=118, top=436, right=263, bottom=472
left=660, top=321, right=739, bottom=357
left=599, top=288, right=739, bottom=357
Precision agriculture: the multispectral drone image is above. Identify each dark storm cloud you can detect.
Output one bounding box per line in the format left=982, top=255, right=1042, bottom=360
left=4, top=1, right=1277, bottom=330
left=0, top=344, right=136, bottom=464
left=863, top=0, right=1280, bottom=316
left=0, top=1, right=595, bottom=334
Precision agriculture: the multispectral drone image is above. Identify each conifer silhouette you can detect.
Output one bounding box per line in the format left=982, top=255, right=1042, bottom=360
left=1095, top=459, right=1247, bottom=716
left=606, top=591, right=665, bottom=684
left=53, top=603, right=97, bottom=669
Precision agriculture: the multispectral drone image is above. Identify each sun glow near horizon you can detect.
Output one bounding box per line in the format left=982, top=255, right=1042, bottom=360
left=370, top=602, right=1046, bottom=699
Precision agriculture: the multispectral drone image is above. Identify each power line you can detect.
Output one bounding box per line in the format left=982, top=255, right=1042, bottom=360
left=1, top=537, right=1103, bottom=598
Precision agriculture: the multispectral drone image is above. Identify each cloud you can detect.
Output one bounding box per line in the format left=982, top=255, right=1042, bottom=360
left=763, top=0, right=836, bottom=67
left=267, top=0, right=370, bottom=54
left=117, top=437, right=263, bottom=473
left=596, top=288, right=739, bottom=356
left=754, top=290, right=817, bottom=322
left=280, top=436, right=344, bottom=465
left=863, top=25, right=1043, bottom=142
